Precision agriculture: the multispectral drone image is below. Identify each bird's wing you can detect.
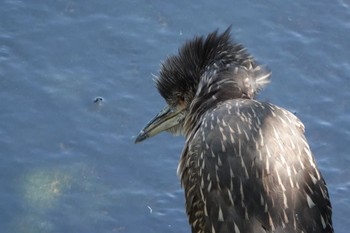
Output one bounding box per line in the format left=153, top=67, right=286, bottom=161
left=179, top=99, right=333, bottom=233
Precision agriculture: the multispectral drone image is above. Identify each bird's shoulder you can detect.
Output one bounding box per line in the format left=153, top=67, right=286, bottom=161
left=190, top=99, right=305, bottom=152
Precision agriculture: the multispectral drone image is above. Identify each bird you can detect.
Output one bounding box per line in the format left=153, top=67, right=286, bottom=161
left=135, top=28, right=333, bottom=233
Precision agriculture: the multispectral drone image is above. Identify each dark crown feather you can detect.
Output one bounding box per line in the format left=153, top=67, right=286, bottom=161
left=155, top=28, right=271, bottom=106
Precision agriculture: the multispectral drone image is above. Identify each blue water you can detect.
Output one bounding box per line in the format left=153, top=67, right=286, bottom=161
left=0, top=1, right=349, bottom=232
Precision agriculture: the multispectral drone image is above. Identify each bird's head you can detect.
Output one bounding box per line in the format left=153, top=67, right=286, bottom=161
left=135, top=28, right=271, bottom=143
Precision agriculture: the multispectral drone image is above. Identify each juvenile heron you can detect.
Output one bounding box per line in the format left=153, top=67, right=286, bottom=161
left=135, top=29, right=333, bottom=233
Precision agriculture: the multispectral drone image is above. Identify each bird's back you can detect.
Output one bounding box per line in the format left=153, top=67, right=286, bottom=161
left=178, top=99, right=333, bottom=233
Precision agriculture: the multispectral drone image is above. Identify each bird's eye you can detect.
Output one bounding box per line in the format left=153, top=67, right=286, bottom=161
left=241, top=92, right=249, bottom=99
left=177, top=97, right=186, bottom=109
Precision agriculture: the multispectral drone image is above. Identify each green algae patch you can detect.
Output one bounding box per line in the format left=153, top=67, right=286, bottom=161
left=23, top=168, right=71, bottom=210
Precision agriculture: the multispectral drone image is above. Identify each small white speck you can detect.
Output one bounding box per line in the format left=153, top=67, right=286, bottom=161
left=218, top=206, right=224, bottom=221
left=208, top=181, right=212, bottom=192
left=309, top=173, right=318, bottom=184
left=236, top=123, right=241, bottom=134
left=265, top=158, right=270, bottom=174
left=240, top=180, right=244, bottom=201
left=243, top=130, right=249, bottom=140
left=218, top=156, right=222, bottom=166
left=147, top=206, right=153, bottom=213
left=269, top=213, right=275, bottom=231
left=283, top=192, right=288, bottom=208
left=228, top=190, right=234, bottom=205
left=320, top=214, right=326, bottom=229
left=283, top=210, right=289, bottom=223
left=271, top=111, right=276, bottom=117
left=234, top=222, right=240, bottom=233
left=306, top=194, right=316, bottom=208
left=212, top=224, right=216, bottom=233
left=204, top=204, right=208, bottom=216
left=260, top=193, right=264, bottom=205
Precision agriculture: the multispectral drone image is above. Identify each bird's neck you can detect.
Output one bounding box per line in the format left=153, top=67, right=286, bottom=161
left=184, top=67, right=246, bottom=136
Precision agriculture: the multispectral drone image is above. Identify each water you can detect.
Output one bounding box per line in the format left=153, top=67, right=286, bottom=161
left=0, top=1, right=349, bottom=232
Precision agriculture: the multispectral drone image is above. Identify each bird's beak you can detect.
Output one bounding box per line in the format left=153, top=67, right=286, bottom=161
left=135, top=105, right=185, bottom=143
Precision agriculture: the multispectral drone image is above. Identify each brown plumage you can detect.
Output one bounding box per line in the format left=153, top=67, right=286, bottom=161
left=135, top=28, right=333, bottom=233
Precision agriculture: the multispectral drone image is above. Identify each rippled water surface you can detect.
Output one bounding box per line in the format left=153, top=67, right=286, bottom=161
left=0, top=1, right=349, bottom=232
